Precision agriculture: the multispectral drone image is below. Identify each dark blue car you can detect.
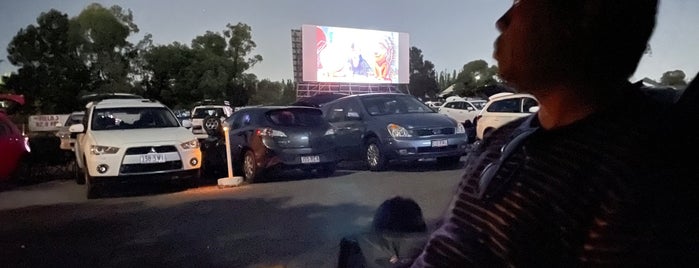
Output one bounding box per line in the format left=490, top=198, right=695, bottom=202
left=221, top=106, right=338, bottom=182
left=320, top=93, right=468, bottom=171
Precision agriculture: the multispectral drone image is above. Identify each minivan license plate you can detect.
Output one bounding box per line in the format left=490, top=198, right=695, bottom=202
left=141, top=154, right=166, bottom=163
left=301, top=155, right=320, bottom=164
left=431, top=139, right=448, bottom=147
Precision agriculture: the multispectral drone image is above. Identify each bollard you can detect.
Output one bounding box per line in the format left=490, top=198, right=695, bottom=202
left=217, top=122, right=244, bottom=188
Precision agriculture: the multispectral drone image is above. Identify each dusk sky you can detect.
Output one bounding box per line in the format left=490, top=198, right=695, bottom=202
left=1, top=0, right=697, bottom=84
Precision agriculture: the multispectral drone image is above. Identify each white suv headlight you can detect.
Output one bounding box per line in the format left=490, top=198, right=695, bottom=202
left=456, top=123, right=466, bottom=134
left=181, top=139, right=200, bottom=149
left=387, top=123, right=412, bottom=138
left=90, top=145, right=119, bottom=155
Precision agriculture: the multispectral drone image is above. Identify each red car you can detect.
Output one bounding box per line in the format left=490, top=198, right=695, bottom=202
left=0, top=94, right=29, bottom=181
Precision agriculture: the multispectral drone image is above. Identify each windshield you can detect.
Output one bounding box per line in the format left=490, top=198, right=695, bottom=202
left=361, top=95, right=434, bottom=115
left=91, top=107, right=180, bottom=130
left=471, top=101, right=487, bottom=110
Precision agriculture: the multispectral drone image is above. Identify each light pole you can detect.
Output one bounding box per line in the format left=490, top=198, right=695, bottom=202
left=217, top=121, right=243, bottom=188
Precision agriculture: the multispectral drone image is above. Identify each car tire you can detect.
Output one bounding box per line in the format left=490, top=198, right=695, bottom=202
left=85, top=169, right=99, bottom=199
left=243, top=150, right=262, bottom=183
left=365, top=138, right=387, bottom=171
left=316, top=162, right=336, bottom=177
left=437, top=155, right=461, bottom=167
left=74, top=159, right=85, bottom=185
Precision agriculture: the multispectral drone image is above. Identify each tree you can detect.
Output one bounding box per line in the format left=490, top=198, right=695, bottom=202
left=452, top=60, right=499, bottom=97
left=71, top=3, right=139, bottom=93
left=140, top=22, right=262, bottom=108
left=408, top=47, right=439, bottom=100
left=250, top=79, right=284, bottom=105
left=279, top=79, right=297, bottom=105
left=660, top=70, right=688, bottom=88
left=4, top=9, right=89, bottom=113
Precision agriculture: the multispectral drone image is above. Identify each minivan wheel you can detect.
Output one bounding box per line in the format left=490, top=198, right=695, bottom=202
left=366, top=138, right=387, bottom=171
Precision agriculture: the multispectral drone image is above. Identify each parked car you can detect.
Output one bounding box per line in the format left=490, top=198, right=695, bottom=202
left=70, top=96, right=201, bottom=198
left=437, top=99, right=486, bottom=124
left=55, top=111, right=85, bottom=151
left=320, top=93, right=469, bottom=171
left=189, top=100, right=234, bottom=141
left=474, top=92, right=539, bottom=140
left=219, top=106, right=338, bottom=182
left=437, top=98, right=486, bottom=142
left=423, top=100, right=443, bottom=111
left=0, top=94, right=30, bottom=181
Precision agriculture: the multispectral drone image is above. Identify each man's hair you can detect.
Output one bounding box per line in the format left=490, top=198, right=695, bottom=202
left=372, top=196, right=427, bottom=233
left=553, top=0, right=658, bottom=84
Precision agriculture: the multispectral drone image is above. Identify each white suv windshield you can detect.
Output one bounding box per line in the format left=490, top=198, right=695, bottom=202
left=92, top=107, right=179, bottom=130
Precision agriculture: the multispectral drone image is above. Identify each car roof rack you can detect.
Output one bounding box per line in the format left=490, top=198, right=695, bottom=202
left=79, top=93, right=144, bottom=103
left=193, top=99, right=231, bottom=107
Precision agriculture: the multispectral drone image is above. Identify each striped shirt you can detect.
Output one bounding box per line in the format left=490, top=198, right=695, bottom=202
left=410, top=87, right=685, bottom=267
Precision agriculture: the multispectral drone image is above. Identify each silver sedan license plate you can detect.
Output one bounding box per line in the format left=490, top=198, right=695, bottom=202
left=141, top=154, right=166, bottom=163
left=301, top=155, right=320, bottom=164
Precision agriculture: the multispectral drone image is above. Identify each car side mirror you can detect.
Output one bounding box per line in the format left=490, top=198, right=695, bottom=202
left=347, top=111, right=361, bottom=120
left=55, top=122, right=64, bottom=127
left=69, top=123, right=85, bottom=133
left=528, top=106, right=540, bottom=113
left=181, top=119, right=192, bottom=128
left=467, top=107, right=475, bottom=111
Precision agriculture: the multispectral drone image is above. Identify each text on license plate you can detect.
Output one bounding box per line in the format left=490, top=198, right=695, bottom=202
left=141, top=153, right=166, bottom=163
left=301, top=155, right=320, bottom=163
left=431, top=139, right=448, bottom=147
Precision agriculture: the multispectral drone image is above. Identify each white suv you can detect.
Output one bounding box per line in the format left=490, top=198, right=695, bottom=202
left=475, top=92, right=539, bottom=140
left=438, top=98, right=487, bottom=125
left=70, top=97, right=201, bottom=198
left=190, top=101, right=233, bottom=141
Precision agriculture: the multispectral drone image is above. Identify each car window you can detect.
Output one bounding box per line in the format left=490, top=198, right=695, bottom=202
left=91, top=107, right=179, bottom=130
left=325, top=100, right=349, bottom=122
left=522, top=97, right=538, bottom=112
left=487, top=98, right=521, bottom=113
left=65, top=114, right=84, bottom=126
left=192, top=107, right=225, bottom=119
left=444, top=102, right=456, bottom=109
left=471, top=101, right=487, bottom=110
left=229, top=112, right=253, bottom=130
left=361, top=95, right=433, bottom=115
left=266, top=108, right=325, bottom=127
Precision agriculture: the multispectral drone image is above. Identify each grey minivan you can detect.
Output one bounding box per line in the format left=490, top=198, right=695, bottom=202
left=320, top=93, right=469, bottom=171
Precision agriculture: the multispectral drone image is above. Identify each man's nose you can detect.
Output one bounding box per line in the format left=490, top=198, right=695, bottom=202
left=496, top=9, right=512, bottom=32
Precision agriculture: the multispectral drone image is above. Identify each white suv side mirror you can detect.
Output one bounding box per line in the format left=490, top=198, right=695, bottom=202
left=528, top=106, right=540, bottom=113
left=181, top=119, right=193, bottom=128
left=69, top=124, right=85, bottom=133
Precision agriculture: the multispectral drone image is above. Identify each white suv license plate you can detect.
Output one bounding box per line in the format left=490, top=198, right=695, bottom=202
left=431, top=139, right=448, bottom=147
left=141, top=154, right=166, bottom=163
left=301, top=155, right=320, bottom=164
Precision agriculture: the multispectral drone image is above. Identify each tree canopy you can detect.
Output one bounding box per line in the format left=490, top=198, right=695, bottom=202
left=1, top=4, right=265, bottom=113
left=408, top=47, right=439, bottom=100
